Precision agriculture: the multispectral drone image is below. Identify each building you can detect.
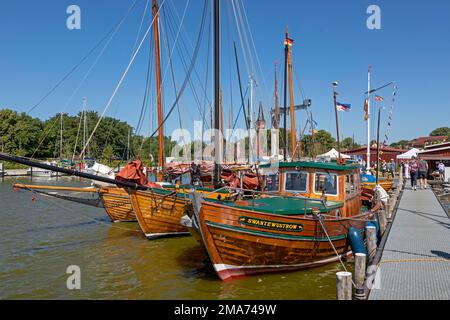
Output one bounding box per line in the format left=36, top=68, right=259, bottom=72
left=418, top=142, right=450, bottom=181
left=345, top=146, right=407, bottom=165
left=407, top=136, right=448, bottom=148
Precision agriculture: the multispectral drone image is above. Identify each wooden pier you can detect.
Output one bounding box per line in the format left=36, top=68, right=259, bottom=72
left=369, top=185, right=450, bottom=300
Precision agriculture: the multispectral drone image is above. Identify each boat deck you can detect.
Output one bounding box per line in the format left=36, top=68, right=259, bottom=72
left=369, top=186, right=450, bottom=300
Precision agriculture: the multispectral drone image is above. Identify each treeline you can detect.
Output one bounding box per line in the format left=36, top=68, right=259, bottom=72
left=0, top=108, right=361, bottom=164
left=0, top=109, right=176, bottom=165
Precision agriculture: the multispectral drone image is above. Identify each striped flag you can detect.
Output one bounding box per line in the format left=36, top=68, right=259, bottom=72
left=374, top=95, right=384, bottom=102
left=336, top=102, right=351, bottom=112
left=284, top=37, right=294, bottom=47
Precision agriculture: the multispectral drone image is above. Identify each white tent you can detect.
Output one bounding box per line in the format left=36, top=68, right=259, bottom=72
left=396, top=148, right=420, bottom=160
left=317, top=148, right=351, bottom=159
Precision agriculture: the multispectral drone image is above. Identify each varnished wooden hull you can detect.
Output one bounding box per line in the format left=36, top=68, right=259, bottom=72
left=361, top=180, right=393, bottom=191
left=99, top=187, right=136, bottom=222
left=199, top=201, right=373, bottom=280
left=129, top=189, right=191, bottom=239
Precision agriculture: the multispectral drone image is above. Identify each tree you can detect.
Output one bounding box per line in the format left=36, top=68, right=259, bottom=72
left=390, top=140, right=409, bottom=149
left=430, top=127, right=450, bottom=137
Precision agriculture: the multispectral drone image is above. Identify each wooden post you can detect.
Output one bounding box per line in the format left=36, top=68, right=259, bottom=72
left=366, top=226, right=377, bottom=259
left=336, top=271, right=352, bottom=300
left=354, top=253, right=366, bottom=300
left=378, top=208, right=387, bottom=235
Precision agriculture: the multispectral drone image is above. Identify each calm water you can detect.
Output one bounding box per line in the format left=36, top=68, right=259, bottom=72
left=0, top=177, right=351, bottom=299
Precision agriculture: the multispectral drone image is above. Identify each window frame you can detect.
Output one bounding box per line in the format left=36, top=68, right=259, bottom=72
left=263, top=172, right=280, bottom=193
left=284, top=170, right=309, bottom=193
left=313, top=172, right=339, bottom=196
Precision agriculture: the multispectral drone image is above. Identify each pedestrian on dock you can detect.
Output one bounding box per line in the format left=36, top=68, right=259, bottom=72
left=438, top=161, right=445, bottom=181
left=404, top=161, right=410, bottom=179
left=418, top=156, right=429, bottom=189
left=409, top=156, right=419, bottom=190
left=389, top=159, right=395, bottom=179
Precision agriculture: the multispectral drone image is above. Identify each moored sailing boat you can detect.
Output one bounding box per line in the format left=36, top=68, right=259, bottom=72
left=197, top=160, right=377, bottom=280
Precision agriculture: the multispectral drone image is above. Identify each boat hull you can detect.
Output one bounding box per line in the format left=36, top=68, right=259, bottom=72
left=129, top=189, right=191, bottom=239
left=199, top=201, right=372, bottom=280
left=99, top=186, right=136, bottom=222
left=362, top=180, right=394, bottom=191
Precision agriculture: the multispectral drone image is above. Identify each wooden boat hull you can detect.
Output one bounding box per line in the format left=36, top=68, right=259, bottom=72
left=99, top=186, right=136, bottom=222
left=199, top=201, right=372, bottom=280
left=129, top=189, right=191, bottom=239
left=361, top=180, right=393, bottom=191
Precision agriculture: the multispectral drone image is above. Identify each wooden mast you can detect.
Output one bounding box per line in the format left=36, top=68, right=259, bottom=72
left=213, top=0, right=222, bottom=187
left=274, top=62, right=279, bottom=129
left=283, top=29, right=288, bottom=161
left=152, top=0, right=164, bottom=180
left=287, top=34, right=296, bottom=159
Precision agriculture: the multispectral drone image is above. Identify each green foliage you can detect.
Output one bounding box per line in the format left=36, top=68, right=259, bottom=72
left=0, top=109, right=176, bottom=165
left=390, top=140, right=409, bottom=149
left=429, top=127, right=450, bottom=137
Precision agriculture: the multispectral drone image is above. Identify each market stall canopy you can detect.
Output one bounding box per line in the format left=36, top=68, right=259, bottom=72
left=317, top=148, right=351, bottom=159
left=396, top=148, right=420, bottom=160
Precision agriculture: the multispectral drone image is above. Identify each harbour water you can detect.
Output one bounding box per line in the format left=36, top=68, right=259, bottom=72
left=0, top=177, right=351, bottom=299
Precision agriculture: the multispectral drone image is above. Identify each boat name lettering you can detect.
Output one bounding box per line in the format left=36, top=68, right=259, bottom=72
left=238, top=216, right=303, bottom=232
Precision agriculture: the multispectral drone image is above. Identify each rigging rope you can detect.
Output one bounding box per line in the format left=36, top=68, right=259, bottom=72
left=147, top=0, right=208, bottom=139
left=27, top=0, right=139, bottom=114
left=79, top=0, right=168, bottom=159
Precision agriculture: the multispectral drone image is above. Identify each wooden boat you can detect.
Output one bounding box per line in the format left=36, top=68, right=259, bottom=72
left=99, top=186, right=136, bottom=222
left=196, top=160, right=377, bottom=280
left=361, top=180, right=394, bottom=192
left=129, top=186, right=230, bottom=239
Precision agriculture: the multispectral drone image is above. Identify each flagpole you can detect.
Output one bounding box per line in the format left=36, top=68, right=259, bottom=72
left=366, top=66, right=371, bottom=171
left=332, top=81, right=342, bottom=162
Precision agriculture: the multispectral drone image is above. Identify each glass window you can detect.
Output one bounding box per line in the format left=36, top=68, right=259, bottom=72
left=314, top=173, right=338, bottom=195
left=264, top=173, right=280, bottom=192
left=285, top=171, right=308, bottom=192
left=345, top=174, right=356, bottom=194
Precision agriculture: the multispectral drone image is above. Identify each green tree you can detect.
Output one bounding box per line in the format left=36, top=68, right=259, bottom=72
left=430, top=127, right=450, bottom=137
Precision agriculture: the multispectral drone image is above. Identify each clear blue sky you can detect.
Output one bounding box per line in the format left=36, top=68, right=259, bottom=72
left=1, top=0, right=449, bottom=146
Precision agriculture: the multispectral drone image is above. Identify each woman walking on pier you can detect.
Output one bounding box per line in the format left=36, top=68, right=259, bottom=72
left=409, top=157, right=419, bottom=191
left=418, top=156, right=429, bottom=189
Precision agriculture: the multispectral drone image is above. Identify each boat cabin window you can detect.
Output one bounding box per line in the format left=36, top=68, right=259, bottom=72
left=314, top=172, right=338, bottom=196
left=264, top=173, right=280, bottom=192
left=284, top=171, right=308, bottom=193
left=345, top=174, right=356, bottom=194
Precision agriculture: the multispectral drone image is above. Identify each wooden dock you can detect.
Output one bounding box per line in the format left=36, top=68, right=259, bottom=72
left=369, top=185, right=450, bottom=300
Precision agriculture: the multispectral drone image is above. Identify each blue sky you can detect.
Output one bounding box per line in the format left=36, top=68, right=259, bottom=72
left=1, top=0, right=449, bottom=146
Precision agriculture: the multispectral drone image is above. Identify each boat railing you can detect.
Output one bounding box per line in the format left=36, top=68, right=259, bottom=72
left=199, top=186, right=330, bottom=208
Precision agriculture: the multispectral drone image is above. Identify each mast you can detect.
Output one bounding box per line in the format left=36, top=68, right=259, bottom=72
left=376, top=107, right=381, bottom=184
left=82, top=98, right=88, bottom=159
left=213, top=0, right=222, bottom=187
left=127, top=127, right=131, bottom=161
left=283, top=28, right=289, bottom=161
left=59, top=112, right=63, bottom=160
left=311, top=111, right=316, bottom=158
left=332, top=82, right=342, bottom=161
left=288, top=37, right=296, bottom=159
left=274, top=62, right=279, bottom=129
left=366, top=66, right=371, bottom=170
left=153, top=0, right=164, bottom=179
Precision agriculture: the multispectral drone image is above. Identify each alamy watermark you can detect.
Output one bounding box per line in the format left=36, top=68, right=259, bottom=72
left=66, top=5, right=81, bottom=30
left=66, top=265, right=81, bottom=290
left=367, top=5, right=381, bottom=30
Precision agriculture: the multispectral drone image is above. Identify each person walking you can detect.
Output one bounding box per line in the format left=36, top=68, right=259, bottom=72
left=389, top=159, right=396, bottom=179
left=381, top=160, right=387, bottom=178
left=409, top=157, right=419, bottom=191
left=404, top=161, right=410, bottom=179
left=438, top=161, right=445, bottom=182
left=418, top=156, right=429, bottom=189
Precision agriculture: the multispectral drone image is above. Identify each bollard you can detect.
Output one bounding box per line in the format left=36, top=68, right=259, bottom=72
left=378, top=208, right=387, bottom=235
left=354, top=253, right=366, bottom=300
left=366, top=226, right=377, bottom=259
left=336, top=271, right=352, bottom=300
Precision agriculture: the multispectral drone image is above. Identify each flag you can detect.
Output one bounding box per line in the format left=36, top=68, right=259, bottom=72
left=284, top=37, right=294, bottom=47
left=336, top=102, right=351, bottom=112
left=364, top=98, right=369, bottom=121
left=374, top=95, right=384, bottom=101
